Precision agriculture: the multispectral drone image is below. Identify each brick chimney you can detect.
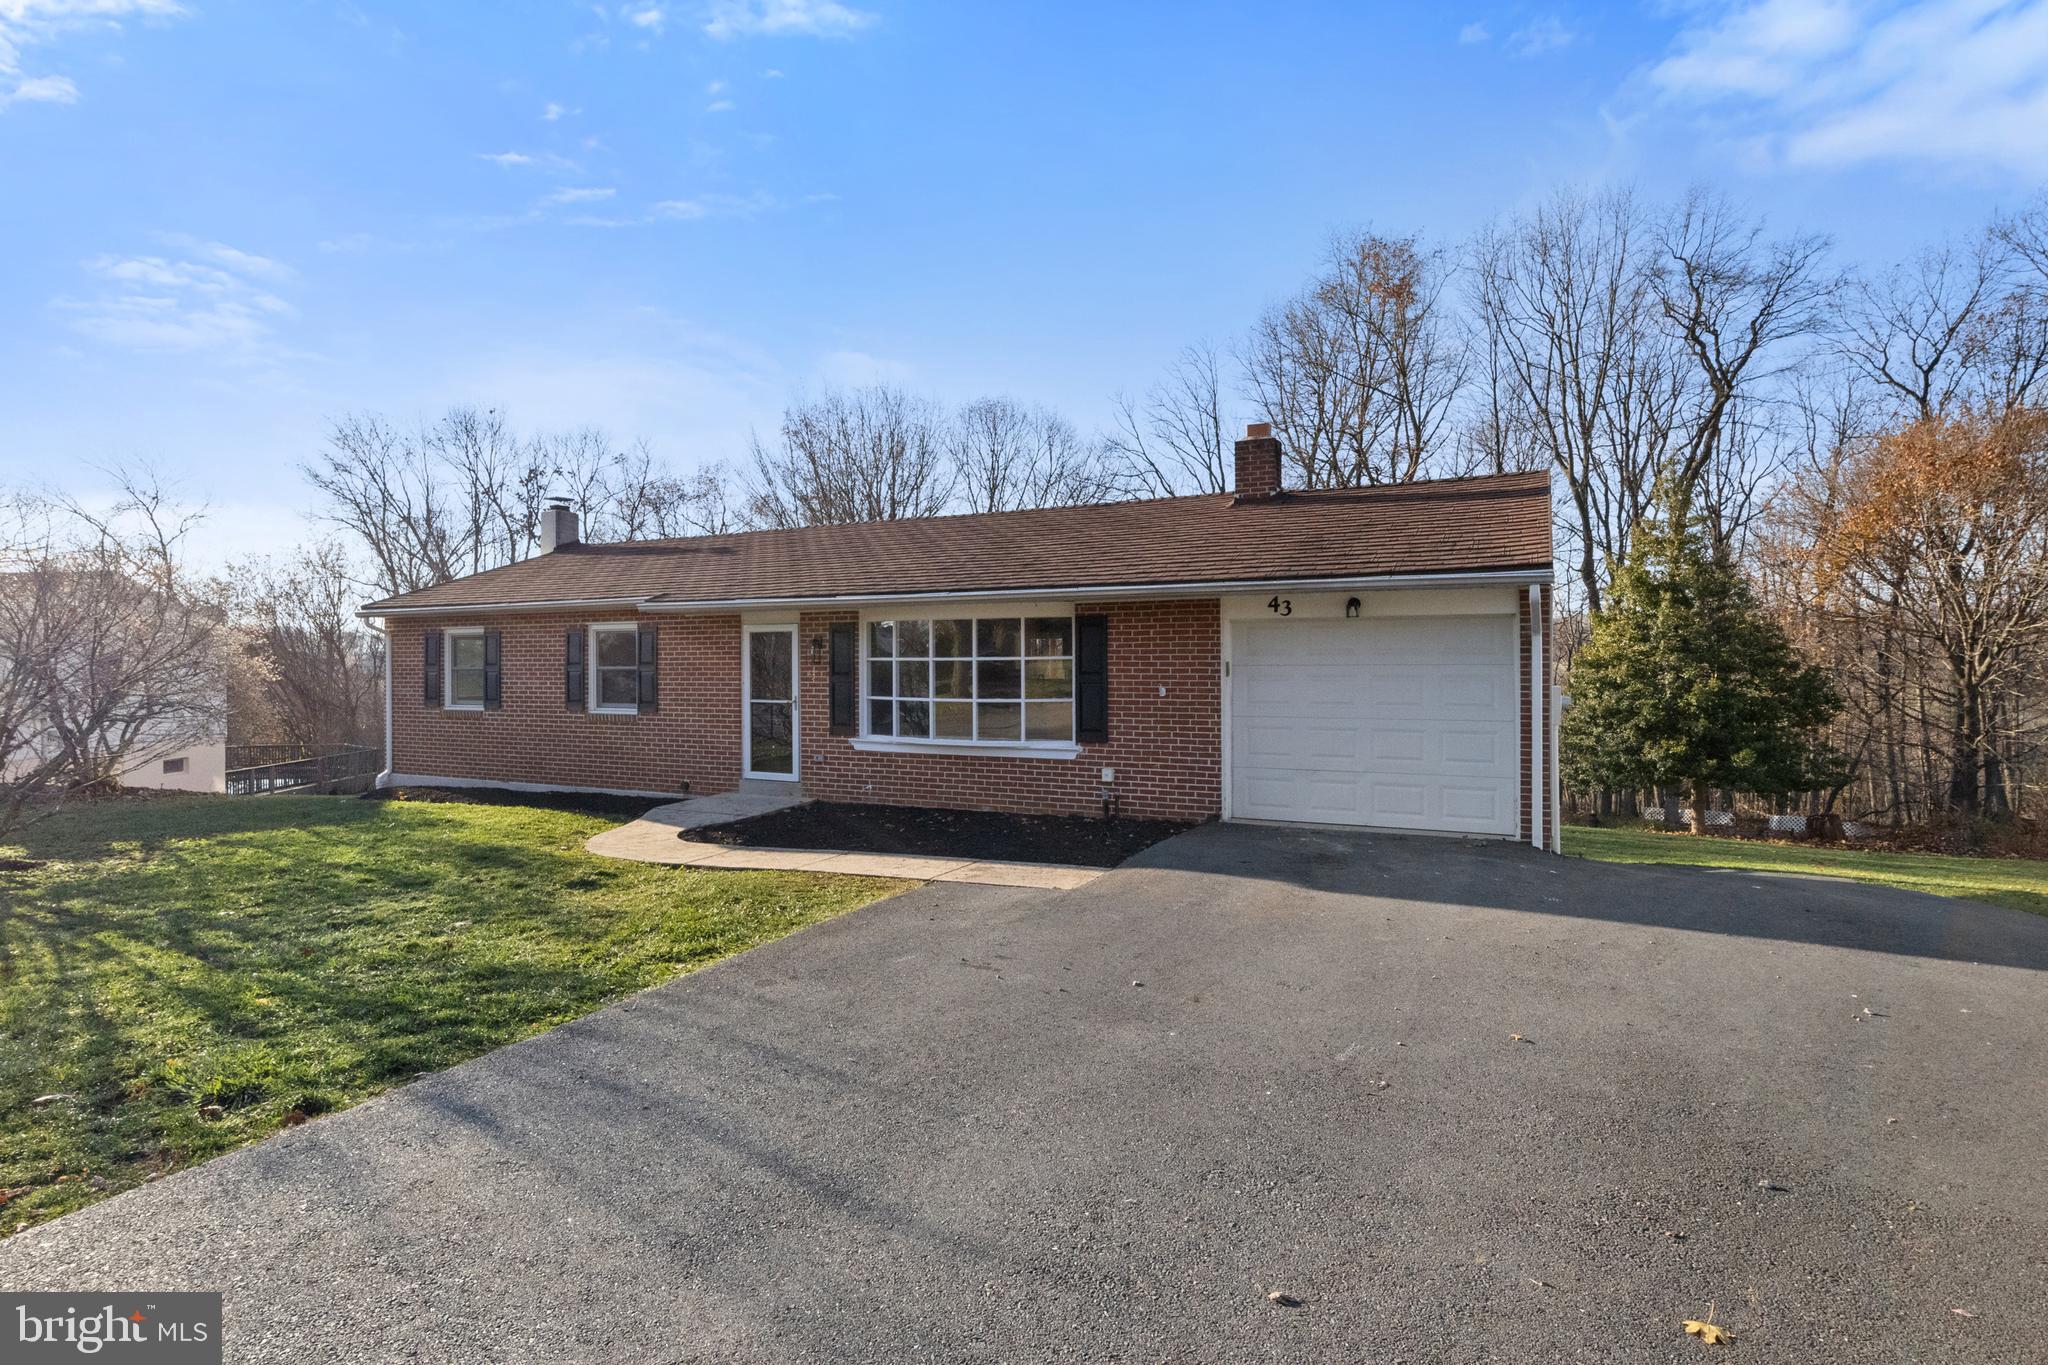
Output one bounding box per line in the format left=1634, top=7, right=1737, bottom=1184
left=540, top=497, right=580, bottom=553
left=1233, top=422, right=1283, bottom=501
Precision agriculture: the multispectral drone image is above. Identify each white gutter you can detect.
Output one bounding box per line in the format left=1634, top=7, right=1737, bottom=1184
left=357, top=595, right=654, bottom=620
left=358, top=570, right=1549, bottom=619
left=1528, top=583, right=1544, bottom=852
left=635, top=567, right=1552, bottom=613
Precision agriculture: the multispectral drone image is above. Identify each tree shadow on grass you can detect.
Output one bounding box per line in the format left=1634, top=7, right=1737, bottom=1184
left=0, top=796, right=680, bottom=1221
left=6, top=795, right=385, bottom=866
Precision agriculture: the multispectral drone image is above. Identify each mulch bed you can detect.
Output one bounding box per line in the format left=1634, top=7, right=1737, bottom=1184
left=366, top=785, right=671, bottom=822
left=689, top=801, right=1196, bottom=868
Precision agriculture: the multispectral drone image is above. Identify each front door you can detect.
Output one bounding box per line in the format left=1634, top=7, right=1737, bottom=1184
left=745, top=625, right=798, bottom=780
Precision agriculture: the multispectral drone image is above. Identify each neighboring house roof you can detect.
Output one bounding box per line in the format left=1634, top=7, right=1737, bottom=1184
left=360, top=471, right=1553, bottom=614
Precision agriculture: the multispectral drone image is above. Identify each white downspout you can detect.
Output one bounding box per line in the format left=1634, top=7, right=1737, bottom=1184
left=1551, top=684, right=1565, bottom=854
left=376, top=617, right=394, bottom=789
left=1528, top=584, right=1544, bottom=852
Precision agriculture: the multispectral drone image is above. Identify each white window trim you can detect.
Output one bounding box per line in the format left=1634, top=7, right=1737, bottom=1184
left=588, top=622, right=640, bottom=715
left=444, top=626, right=487, bottom=712
left=849, top=736, right=1081, bottom=761
left=859, top=609, right=1078, bottom=751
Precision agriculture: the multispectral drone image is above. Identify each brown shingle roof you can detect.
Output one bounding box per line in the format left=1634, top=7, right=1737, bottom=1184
left=360, top=471, right=1552, bottom=613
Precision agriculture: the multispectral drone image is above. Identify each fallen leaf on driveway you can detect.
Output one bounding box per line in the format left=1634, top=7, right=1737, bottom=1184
left=1684, top=1319, right=1731, bottom=1345
left=1952, top=1307, right=1977, bottom=1319
left=1509, top=1034, right=1533, bottom=1044
left=1267, top=1291, right=1302, bottom=1308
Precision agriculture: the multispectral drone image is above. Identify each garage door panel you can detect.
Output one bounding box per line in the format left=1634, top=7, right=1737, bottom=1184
left=1441, top=728, right=1504, bottom=768
left=1231, top=614, right=1518, bottom=836
left=1303, top=779, right=1364, bottom=819
left=1368, top=781, right=1428, bottom=820
left=1370, top=727, right=1427, bottom=763
left=1440, top=784, right=1507, bottom=824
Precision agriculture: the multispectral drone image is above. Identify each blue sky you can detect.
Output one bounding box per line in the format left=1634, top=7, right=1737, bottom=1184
left=3, top=0, right=2045, bottom=561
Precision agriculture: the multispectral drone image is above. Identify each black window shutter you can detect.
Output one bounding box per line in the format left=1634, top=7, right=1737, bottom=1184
left=1076, top=614, right=1108, bottom=743
left=828, top=620, right=857, bottom=735
left=482, top=629, right=503, bottom=710
left=423, top=628, right=443, bottom=707
left=636, top=626, right=659, bottom=714
left=564, top=628, right=585, bottom=709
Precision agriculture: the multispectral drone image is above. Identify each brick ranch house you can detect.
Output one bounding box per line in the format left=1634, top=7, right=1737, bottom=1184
left=360, top=426, right=1560, bottom=849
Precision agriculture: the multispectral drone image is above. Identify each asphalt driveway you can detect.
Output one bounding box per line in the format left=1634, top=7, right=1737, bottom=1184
left=5, top=822, right=2046, bottom=1363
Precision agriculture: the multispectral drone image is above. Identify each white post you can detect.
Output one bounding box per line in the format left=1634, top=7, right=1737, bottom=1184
left=1528, top=584, right=1544, bottom=851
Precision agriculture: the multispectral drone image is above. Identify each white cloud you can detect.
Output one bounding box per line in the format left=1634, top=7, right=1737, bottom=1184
left=541, top=100, right=578, bottom=121
left=0, top=69, right=72, bottom=103
left=761, top=66, right=784, bottom=77
left=478, top=149, right=579, bottom=171
left=1458, top=21, right=1490, bottom=44
left=1647, top=0, right=2048, bottom=178
left=705, top=97, right=735, bottom=112
left=703, top=0, right=876, bottom=40
left=651, top=190, right=776, bottom=219
left=566, top=190, right=783, bottom=228
left=625, top=3, right=665, bottom=30
left=57, top=239, right=296, bottom=354
left=1508, top=15, right=1575, bottom=57
left=0, top=0, right=184, bottom=108
left=542, top=185, right=617, bottom=205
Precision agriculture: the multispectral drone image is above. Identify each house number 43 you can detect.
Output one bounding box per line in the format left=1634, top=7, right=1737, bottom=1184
left=1266, top=596, right=1292, bottom=616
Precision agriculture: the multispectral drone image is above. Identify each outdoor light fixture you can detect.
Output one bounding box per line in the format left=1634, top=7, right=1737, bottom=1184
left=809, top=635, right=826, bottom=660
left=1345, top=597, right=1362, bottom=619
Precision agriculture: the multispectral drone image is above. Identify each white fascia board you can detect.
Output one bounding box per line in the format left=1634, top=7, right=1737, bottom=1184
left=358, top=568, right=1554, bottom=618
left=357, top=596, right=654, bottom=620
left=636, top=568, right=1553, bottom=612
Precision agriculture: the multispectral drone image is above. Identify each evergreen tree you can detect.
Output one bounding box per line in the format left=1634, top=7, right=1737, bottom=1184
left=1562, top=503, right=1842, bottom=833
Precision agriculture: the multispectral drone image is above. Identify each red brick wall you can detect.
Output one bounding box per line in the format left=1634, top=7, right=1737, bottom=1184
left=388, top=610, right=742, bottom=796
left=387, top=590, right=1549, bottom=841
left=795, top=599, right=1222, bottom=822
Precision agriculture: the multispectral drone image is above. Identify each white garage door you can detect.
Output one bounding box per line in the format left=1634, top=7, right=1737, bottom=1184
left=1230, top=614, right=1519, bottom=835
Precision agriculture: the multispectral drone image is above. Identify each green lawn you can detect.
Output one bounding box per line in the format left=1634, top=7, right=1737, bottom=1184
left=1563, top=824, right=2048, bottom=918
left=0, top=795, right=904, bottom=1234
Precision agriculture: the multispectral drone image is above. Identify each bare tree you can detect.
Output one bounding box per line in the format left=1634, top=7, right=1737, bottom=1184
left=303, top=413, right=463, bottom=596
left=306, top=407, right=739, bottom=593
left=745, top=386, right=955, bottom=527
left=0, top=472, right=223, bottom=837
left=224, top=540, right=383, bottom=752
left=1468, top=186, right=1686, bottom=611
left=1653, top=190, right=1836, bottom=544
left=1102, top=343, right=1236, bottom=497
left=1838, top=231, right=2013, bottom=420
left=949, top=397, right=1115, bottom=513
left=1242, top=230, right=1470, bottom=488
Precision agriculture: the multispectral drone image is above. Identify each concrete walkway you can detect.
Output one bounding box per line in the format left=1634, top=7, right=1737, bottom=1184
left=584, top=786, right=1103, bottom=890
